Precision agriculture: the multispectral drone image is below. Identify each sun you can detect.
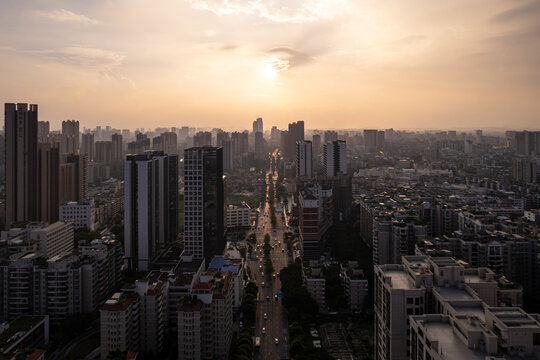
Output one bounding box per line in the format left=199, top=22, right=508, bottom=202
left=263, top=63, right=277, bottom=79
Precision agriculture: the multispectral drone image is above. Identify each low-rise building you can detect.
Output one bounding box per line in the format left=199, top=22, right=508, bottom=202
left=29, top=221, right=74, bottom=259
left=225, top=203, right=252, bottom=228
left=59, top=200, right=96, bottom=230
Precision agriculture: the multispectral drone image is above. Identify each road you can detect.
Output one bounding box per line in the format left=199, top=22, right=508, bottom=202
left=249, top=156, right=290, bottom=360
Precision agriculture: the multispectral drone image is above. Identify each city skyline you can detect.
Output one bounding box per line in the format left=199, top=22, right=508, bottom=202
left=2, top=1, right=540, bottom=130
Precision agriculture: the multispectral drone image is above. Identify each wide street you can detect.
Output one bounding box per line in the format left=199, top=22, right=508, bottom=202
left=248, top=156, right=290, bottom=360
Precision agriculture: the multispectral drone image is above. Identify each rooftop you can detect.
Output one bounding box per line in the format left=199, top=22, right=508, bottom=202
left=436, top=286, right=476, bottom=301
left=0, top=316, right=45, bottom=352
left=383, top=270, right=415, bottom=290
left=422, top=319, right=486, bottom=360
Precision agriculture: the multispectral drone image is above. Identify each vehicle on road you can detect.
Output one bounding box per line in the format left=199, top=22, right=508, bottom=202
left=254, top=336, right=261, bottom=351
left=274, top=338, right=279, bottom=345
left=264, top=313, right=267, bottom=320
left=262, top=327, right=266, bottom=334
left=266, top=296, right=270, bottom=302
left=274, top=294, right=278, bottom=301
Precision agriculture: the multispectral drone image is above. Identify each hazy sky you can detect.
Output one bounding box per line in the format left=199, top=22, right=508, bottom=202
left=1, top=0, right=540, bottom=131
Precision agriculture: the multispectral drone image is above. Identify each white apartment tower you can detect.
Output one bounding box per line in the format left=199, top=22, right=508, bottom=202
left=296, top=140, right=312, bottom=178
left=323, top=140, right=347, bottom=177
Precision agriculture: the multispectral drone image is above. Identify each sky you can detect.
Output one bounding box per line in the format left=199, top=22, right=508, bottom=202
left=1, top=0, right=540, bottom=131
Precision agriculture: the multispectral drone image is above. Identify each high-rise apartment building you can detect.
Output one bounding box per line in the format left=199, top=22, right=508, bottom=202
left=65, top=153, right=89, bottom=202
left=95, top=141, right=112, bottom=165
left=253, top=117, right=263, bottom=134
left=124, top=151, right=178, bottom=271
left=61, top=120, right=79, bottom=155
left=296, top=140, right=312, bottom=178
left=128, top=133, right=150, bottom=154
left=81, top=133, right=95, bottom=161
left=222, top=138, right=233, bottom=171
left=323, top=140, right=347, bottom=177
left=285, top=121, right=304, bottom=161
left=37, top=142, right=60, bottom=223
left=38, top=121, right=50, bottom=142
left=193, top=131, right=212, bottom=147
left=5, top=103, right=38, bottom=227
left=111, top=133, right=123, bottom=163
left=254, top=131, right=265, bottom=160
left=312, top=134, right=321, bottom=156
left=183, top=147, right=224, bottom=263
left=324, top=130, right=338, bottom=144
left=177, top=271, right=233, bottom=360
left=153, top=131, right=178, bottom=155
left=298, top=184, right=333, bottom=259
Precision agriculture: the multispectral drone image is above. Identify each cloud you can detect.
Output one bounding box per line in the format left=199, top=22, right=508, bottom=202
left=266, top=47, right=313, bottom=68
left=492, top=1, right=540, bottom=24
left=185, top=0, right=351, bottom=23
left=32, top=47, right=124, bottom=68
left=218, top=44, right=238, bottom=51
left=35, top=8, right=100, bottom=25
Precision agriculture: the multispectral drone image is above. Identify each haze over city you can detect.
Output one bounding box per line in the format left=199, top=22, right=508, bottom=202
left=2, top=0, right=540, bottom=130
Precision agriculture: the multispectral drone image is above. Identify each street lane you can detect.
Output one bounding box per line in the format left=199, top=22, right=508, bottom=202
left=249, top=160, right=290, bottom=360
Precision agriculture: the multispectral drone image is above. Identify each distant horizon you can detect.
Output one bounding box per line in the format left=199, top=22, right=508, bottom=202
left=2, top=1, right=540, bottom=131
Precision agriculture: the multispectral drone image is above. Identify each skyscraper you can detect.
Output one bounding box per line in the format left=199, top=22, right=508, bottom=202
left=183, top=147, right=224, bottom=263
left=81, top=133, right=95, bottom=161
left=253, top=117, right=263, bottom=134
left=296, top=140, right=313, bottom=179
left=254, top=131, right=265, bottom=160
left=111, top=133, right=123, bottom=163
left=38, top=121, right=50, bottom=142
left=222, top=139, right=233, bottom=171
left=5, top=103, right=38, bottom=226
left=364, top=129, right=384, bottom=153
left=312, top=134, right=321, bottom=156
left=286, top=121, right=304, bottom=161
left=61, top=120, right=79, bottom=155
left=124, top=151, right=178, bottom=271
left=324, top=130, right=338, bottom=144
left=152, top=131, right=177, bottom=155
left=95, top=141, right=112, bottom=165
left=64, top=153, right=89, bottom=202
left=323, top=140, right=347, bottom=177
left=37, top=142, right=60, bottom=223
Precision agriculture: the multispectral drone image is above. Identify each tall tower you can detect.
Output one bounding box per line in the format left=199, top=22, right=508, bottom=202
left=5, top=103, right=38, bottom=226
left=81, top=133, right=95, bottom=161
left=296, top=140, right=312, bottom=179
left=61, top=120, right=79, bottom=155
left=111, top=133, right=123, bottom=163
left=124, top=151, right=178, bottom=271
left=252, top=117, right=263, bottom=134
left=37, top=142, right=60, bottom=223
left=323, top=140, right=347, bottom=177
left=183, top=147, right=224, bottom=263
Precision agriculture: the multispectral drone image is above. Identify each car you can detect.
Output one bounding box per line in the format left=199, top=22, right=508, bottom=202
left=263, top=313, right=267, bottom=320
left=274, top=294, right=278, bottom=301
left=266, top=296, right=270, bottom=302
left=281, top=248, right=285, bottom=252
left=239, top=321, right=243, bottom=328
left=274, top=338, right=279, bottom=345
left=259, top=265, right=262, bottom=270
left=262, top=327, right=266, bottom=334
left=272, top=273, right=276, bottom=279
